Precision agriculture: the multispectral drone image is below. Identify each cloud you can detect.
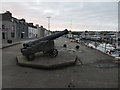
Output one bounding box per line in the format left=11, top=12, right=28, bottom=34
left=1, top=2, right=118, bottom=31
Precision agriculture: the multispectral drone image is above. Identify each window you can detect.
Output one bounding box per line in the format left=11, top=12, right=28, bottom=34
left=11, top=32, right=15, bottom=38
left=12, top=25, right=15, bottom=31
left=2, top=25, right=4, bottom=29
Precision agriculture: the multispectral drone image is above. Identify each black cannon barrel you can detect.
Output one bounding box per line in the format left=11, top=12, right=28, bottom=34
left=23, top=29, right=69, bottom=47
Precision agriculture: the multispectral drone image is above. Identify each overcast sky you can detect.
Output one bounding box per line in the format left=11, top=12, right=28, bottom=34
left=1, top=2, right=118, bottom=31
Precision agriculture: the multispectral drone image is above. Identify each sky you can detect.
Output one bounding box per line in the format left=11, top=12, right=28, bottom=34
left=1, top=1, right=118, bottom=31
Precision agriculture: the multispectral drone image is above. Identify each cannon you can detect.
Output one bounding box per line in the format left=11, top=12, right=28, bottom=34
left=21, top=29, right=69, bottom=60
left=23, top=29, right=68, bottom=48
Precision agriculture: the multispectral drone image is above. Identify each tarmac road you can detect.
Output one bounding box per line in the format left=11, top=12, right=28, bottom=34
left=2, top=37, right=119, bottom=88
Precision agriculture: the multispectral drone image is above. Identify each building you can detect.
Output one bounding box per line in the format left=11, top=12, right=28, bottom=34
left=12, top=18, right=28, bottom=39
left=36, top=25, right=50, bottom=38
left=28, top=23, right=38, bottom=38
left=45, top=29, right=49, bottom=36
left=36, top=24, right=40, bottom=38
left=1, top=11, right=28, bottom=39
left=1, top=11, right=16, bottom=39
left=1, top=11, right=49, bottom=40
left=39, top=26, right=45, bottom=37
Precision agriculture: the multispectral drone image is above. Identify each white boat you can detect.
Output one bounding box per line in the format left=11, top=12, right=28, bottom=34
left=96, top=43, right=120, bottom=59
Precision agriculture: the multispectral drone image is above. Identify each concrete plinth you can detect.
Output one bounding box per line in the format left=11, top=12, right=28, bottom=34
left=16, top=49, right=76, bottom=69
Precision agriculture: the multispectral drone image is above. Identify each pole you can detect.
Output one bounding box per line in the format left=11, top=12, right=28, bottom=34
left=47, top=17, right=51, bottom=31
left=70, top=19, right=72, bottom=30
left=116, top=29, right=118, bottom=49
left=116, top=29, right=119, bottom=58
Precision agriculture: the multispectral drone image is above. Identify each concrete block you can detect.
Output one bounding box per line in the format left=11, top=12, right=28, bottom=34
left=16, top=49, right=76, bottom=69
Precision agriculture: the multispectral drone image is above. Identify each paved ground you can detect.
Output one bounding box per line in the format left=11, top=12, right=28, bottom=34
left=2, top=37, right=119, bottom=88
left=1, top=38, right=37, bottom=48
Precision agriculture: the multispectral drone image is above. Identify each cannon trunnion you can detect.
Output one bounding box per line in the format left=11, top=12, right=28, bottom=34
left=21, top=29, right=68, bottom=61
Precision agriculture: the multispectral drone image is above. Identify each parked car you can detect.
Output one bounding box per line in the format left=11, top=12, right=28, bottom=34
left=70, top=39, right=77, bottom=43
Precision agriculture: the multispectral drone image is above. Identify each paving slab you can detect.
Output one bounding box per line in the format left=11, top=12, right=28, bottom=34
left=16, top=49, right=76, bottom=69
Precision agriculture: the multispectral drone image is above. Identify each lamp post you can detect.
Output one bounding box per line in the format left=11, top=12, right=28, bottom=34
left=47, top=17, right=51, bottom=31
left=70, top=19, right=72, bottom=31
